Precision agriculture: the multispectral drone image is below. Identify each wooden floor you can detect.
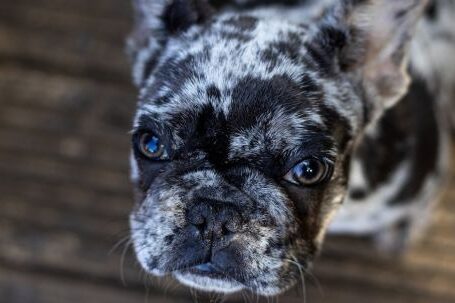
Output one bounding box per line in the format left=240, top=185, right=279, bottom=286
left=0, top=1, right=454, bottom=302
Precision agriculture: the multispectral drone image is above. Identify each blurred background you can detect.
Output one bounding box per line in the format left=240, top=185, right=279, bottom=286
left=0, top=1, right=454, bottom=302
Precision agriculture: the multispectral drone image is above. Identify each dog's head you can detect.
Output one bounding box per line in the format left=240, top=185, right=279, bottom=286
left=127, top=0, right=427, bottom=295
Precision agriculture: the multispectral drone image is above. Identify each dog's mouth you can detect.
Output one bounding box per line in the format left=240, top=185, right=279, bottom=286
left=186, top=263, right=227, bottom=279
left=173, top=262, right=244, bottom=293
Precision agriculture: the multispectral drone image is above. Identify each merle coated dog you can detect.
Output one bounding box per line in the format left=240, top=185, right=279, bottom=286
left=126, top=0, right=454, bottom=296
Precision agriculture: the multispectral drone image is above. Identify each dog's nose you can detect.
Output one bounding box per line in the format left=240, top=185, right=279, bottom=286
left=187, top=201, right=242, bottom=238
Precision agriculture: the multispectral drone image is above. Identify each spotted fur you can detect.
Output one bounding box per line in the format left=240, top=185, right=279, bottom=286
left=127, top=0, right=453, bottom=296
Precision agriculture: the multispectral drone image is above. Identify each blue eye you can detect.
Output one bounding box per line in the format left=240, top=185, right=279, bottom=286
left=139, top=133, right=168, bottom=160
left=284, top=158, right=332, bottom=186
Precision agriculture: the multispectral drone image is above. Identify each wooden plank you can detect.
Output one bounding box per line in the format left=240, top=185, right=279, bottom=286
left=0, top=150, right=130, bottom=194
left=0, top=128, right=129, bottom=173
left=0, top=103, right=133, bottom=151
left=3, top=0, right=133, bottom=20
left=0, top=217, right=139, bottom=284
left=317, top=225, right=455, bottom=298
left=0, top=67, right=136, bottom=143
left=0, top=170, right=128, bottom=198
left=1, top=266, right=452, bottom=303
left=314, top=260, right=455, bottom=301
left=0, top=2, right=131, bottom=42
left=0, top=25, right=130, bottom=83
left=0, top=266, right=191, bottom=303
left=0, top=66, right=135, bottom=110
left=0, top=198, right=128, bottom=239
left=322, top=233, right=455, bottom=274
left=419, top=233, right=455, bottom=251
left=0, top=190, right=129, bottom=222
left=0, top=115, right=132, bottom=160
left=315, top=234, right=455, bottom=299
left=0, top=177, right=130, bottom=218
left=0, top=105, right=82, bottom=133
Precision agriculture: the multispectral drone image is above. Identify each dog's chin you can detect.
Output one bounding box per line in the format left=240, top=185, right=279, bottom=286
left=173, top=271, right=244, bottom=294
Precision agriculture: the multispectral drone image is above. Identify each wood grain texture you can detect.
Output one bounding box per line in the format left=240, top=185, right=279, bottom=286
left=0, top=1, right=453, bottom=302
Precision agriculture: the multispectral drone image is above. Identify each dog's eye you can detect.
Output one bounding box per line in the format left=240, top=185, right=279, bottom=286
left=139, top=133, right=169, bottom=160
left=284, top=158, right=332, bottom=186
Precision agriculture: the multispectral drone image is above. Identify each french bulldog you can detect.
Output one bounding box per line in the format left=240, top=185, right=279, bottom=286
left=126, top=0, right=454, bottom=296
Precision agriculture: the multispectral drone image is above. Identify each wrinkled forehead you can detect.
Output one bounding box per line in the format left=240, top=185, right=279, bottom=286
left=135, top=73, right=335, bottom=159
left=134, top=13, right=358, bottom=158
left=138, top=13, right=314, bottom=102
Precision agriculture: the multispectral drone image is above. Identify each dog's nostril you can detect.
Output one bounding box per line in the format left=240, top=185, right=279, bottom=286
left=189, top=214, right=207, bottom=232
left=220, top=207, right=242, bottom=235
left=195, top=220, right=207, bottom=233
left=222, top=220, right=240, bottom=235
left=221, top=224, right=231, bottom=235
left=187, top=201, right=243, bottom=238
left=191, top=215, right=204, bottom=225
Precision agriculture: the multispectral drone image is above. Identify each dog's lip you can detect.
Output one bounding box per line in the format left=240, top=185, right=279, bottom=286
left=193, top=263, right=216, bottom=272
left=183, top=262, right=229, bottom=279
left=173, top=263, right=245, bottom=294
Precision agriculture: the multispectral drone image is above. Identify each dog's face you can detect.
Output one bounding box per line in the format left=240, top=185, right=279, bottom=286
left=128, top=0, right=427, bottom=296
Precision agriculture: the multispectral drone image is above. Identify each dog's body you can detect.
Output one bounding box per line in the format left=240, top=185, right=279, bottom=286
left=330, top=0, right=454, bottom=242
left=127, top=0, right=454, bottom=295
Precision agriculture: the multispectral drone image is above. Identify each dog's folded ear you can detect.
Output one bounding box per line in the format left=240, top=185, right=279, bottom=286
left=315, top=0, right=429, bottom=112
left=127, top=0, right=214, bottom=86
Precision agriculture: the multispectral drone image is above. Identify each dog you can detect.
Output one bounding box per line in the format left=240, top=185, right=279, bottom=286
left=126, top=0, right=454, bottom=296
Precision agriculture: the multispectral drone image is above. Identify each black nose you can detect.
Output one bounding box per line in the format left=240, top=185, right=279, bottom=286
left=187, top=200, right=242, bottom=239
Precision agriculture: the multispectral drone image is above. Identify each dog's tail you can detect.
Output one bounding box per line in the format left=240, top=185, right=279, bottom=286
left=411, top=0, right=455, bottom=131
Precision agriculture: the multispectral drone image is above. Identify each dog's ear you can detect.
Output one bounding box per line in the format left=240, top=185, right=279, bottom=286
left=127, top=0, right=214, bottom=86
left=316, top=0, right=428, bottom=111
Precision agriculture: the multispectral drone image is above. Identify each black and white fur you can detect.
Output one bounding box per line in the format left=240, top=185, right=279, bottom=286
left=127, top=0, right=454, bottom=296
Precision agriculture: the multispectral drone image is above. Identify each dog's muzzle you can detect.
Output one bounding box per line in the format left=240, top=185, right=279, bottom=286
left=172, top=199, right=246, bottom=291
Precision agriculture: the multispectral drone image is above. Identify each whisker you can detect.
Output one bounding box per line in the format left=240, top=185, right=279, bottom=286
left=109, top=234, right=131, bottom=255
left=302, top=266, right=323, bottom=296
left=120, top=238, right=133, bottom=286
left=287, top=255, right=306, bottom=303
left=190, top=286, right=199, bottom=303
